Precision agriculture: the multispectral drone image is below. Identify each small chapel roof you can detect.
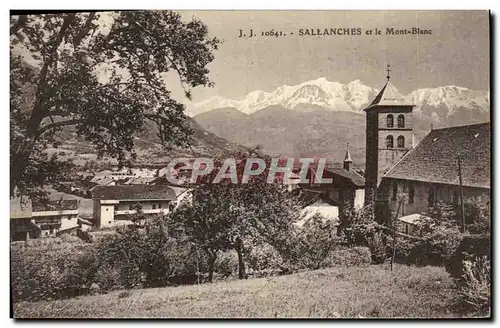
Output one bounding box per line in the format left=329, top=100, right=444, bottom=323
left=344, top=148, right=353, bottom=162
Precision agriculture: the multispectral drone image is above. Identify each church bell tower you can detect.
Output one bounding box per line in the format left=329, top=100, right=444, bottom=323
left=363, top=65, right=415, bottom=206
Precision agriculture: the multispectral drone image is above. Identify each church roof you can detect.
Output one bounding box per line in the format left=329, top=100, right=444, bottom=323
left=364, top=81, right=414, bottom=111
left=383, top=122, right=490, bottom=189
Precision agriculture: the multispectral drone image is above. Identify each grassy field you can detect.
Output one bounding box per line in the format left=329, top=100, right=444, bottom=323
left=14, top=264, right=459, bottom=319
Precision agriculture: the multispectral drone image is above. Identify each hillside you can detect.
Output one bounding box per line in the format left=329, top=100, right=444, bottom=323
left=49, top=117, right=248, bottom=167
left=13, top=264, right=457, bottom=318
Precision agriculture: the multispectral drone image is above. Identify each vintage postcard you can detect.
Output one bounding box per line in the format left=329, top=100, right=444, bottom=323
left=10, top=10, right=491, bottom=319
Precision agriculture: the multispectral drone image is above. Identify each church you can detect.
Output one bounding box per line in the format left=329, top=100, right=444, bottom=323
left=362, top=67, right=490, bottom=228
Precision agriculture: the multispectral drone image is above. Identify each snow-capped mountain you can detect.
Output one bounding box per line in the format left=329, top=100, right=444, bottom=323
left=187, top=77, right=379, bottom=116
left=187, top=78, right=490, bottom=122
left=408, top=86, right=490, bottom=117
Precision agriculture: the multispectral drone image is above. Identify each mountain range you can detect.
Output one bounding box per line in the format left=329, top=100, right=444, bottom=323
left=192, top=78, right=490, bottom=166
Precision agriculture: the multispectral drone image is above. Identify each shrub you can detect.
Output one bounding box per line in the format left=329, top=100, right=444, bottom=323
left=11, top=244, right=91, bottom=302
left=366, top=231, right=388, bottom=264
left=445, top=233, right=490, bottom=280
left=337, top=204, right=388, bottom=259
left=90, top=219, right=207, bottom=289
left=296, top=214, right=341, bottom=270
left=464, top=199, right=490, bottom=234
left=455, top=256, right=491, bottom=317
left=323, top=246, right=372, bottom=267
left=214, top=251, right=238, bottom=278
left=245, top=241, right=285, bottom=274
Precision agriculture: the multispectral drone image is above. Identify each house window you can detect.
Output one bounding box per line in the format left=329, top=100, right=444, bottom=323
left=158, top=203, right=162, bottom=209
left=152, top=204, right=156, bottom=210
left=409, top=182, right=415, bottom=204
left=397, top=136, right=405, bottom=148
left=392, top=182, right=397, bottom=201
left=129, top=204, right=133, bottom=210
left=397, top=115, right=405, bottom=128
left=387, top=114, right=394, bottom=128
left=386, top=135, right=394, bottom=149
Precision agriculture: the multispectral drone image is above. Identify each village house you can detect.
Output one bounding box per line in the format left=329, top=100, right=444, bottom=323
left=299, top=149, right=366, bottom=210
left=295, top=189, right=340, bottom=226
left=91, top=185, right=178, bottom=228
left=10, top=198, right=80, bottom=241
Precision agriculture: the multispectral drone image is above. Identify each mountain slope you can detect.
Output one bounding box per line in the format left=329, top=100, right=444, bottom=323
left=195, top=105, right=368, bottom=165
left=52, top=117, right=248, bottom=167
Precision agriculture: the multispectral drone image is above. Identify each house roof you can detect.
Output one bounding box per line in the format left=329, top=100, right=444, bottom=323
left=124, top=177, right=157, bottom=185
left=397, top=213, right=431, bottom=225
left=384, top=122, right=490, bottom=189
left=168, top=186, right=190, bottom=198
left=296, top=189, right=323, bottom=206
left=324, top=164, right=365, bottom=187
left=32, top=199, right=79, bottom=212
left=364, top=81, right=414, bottom=111
left=91, top=185, right=177, bottom=201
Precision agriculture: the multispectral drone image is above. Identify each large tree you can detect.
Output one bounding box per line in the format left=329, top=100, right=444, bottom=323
left=10, top=11, right=220, bottom=200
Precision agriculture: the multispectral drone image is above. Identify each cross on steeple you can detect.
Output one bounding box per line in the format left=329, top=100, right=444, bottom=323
left=386, top=64, right=391, bottom=81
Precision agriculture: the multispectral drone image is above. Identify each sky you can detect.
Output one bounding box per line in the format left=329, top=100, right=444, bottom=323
left=164, top=10, right=490, bottom=104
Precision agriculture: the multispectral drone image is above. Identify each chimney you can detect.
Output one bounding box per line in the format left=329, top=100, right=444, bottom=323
left=343, top=143, right=353, bottom=171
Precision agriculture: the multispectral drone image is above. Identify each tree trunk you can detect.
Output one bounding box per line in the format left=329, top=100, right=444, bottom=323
left=10, top=14, right=75, bottom=198
left=207, top=251, right=217, bottom=283
left=235, top=237, right=246, bottom=279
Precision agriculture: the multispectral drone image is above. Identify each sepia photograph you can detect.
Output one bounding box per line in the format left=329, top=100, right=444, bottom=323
left=9, top=9, right=491, bottom=319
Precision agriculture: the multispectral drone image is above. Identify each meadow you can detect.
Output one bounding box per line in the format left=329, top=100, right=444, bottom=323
left=14, top=264, right=457, bottom=319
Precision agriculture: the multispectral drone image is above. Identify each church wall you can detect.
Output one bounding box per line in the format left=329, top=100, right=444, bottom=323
left=383, top=178, right=490, bottom=220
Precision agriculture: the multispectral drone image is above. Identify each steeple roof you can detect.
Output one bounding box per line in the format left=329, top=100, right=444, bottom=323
left=344, top=148, right=352, bottom=163
left=364, top=81, right=414, bottom=111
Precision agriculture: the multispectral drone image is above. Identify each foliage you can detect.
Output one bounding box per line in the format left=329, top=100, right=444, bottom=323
left=11, top=243, right=91, bottom=302
left=418, top=201, right=460, bottom=234
left=10, top=11, right=220, bottom=200
left=392, top=202, right=462, bottom=267
left=337, top=203, right=388, bottom=264
left=455, top=256, right=491, bottom=317
left=337, top=203, right=385, bottom=247
left=322, top=246, right=372, bottom=267
left=167, top=154, right=303, bottom=281
left=214, top=251, right=239, bottom=278
left=464, top=199, right=491, bottom=234
left=244, top=241, right=285, bottom=273
left=295, top=214, right=341, bottom=270
left=445, top=233, right=490, bottom=280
